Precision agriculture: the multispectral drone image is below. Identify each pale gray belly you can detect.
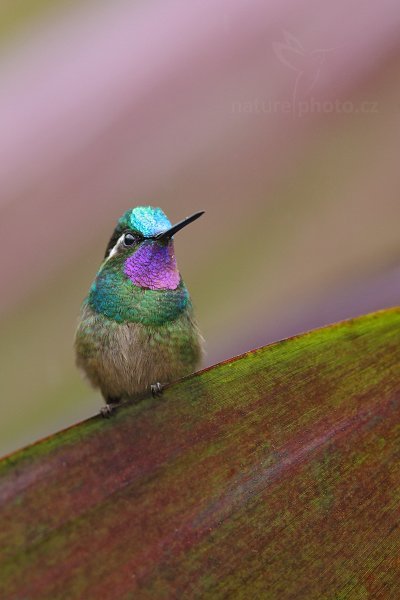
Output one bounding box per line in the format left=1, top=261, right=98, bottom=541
left=75, top=304, right=203, bottom=400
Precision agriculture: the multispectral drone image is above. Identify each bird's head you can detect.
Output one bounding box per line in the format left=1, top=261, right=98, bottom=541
left=102, top=206, right=204, bottom=291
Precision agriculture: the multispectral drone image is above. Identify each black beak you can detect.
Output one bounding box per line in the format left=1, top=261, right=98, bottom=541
left=155, top=211, right=204, bottom=240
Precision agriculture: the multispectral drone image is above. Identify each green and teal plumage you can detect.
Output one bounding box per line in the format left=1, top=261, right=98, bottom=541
left=88, top=258, right=190, bottom=325
left=75, top=206, right=203, bottom=403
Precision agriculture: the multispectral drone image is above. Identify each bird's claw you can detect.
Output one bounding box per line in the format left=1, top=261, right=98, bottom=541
left=100, top=403, right=117, bottom=418
left=151, top=382, right=164, bottom=397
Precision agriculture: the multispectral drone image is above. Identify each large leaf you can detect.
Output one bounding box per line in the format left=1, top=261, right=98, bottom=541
left=1, top=308, right=400, bottom=599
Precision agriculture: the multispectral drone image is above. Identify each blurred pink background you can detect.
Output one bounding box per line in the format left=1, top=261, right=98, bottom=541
left=1, top=0, right=400, bottom=455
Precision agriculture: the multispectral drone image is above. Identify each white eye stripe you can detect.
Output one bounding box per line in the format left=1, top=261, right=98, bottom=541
left=107, top=234, right=125, bottom=259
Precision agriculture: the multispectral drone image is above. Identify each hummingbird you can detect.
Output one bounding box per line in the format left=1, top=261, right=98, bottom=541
left=75, top=206, right=204, bottom=415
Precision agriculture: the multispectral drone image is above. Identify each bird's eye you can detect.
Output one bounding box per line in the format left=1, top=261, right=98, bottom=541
left=123, top=233, right=137, bottom=247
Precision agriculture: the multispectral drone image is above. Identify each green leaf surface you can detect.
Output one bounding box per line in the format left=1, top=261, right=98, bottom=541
left=1, top=308, right=400, bottom=599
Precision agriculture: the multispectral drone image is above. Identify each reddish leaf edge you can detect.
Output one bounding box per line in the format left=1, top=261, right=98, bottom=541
left=1, top=305, right=398, bottom=468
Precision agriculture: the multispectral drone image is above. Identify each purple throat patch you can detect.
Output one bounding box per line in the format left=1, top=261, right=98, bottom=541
left=124, top=241, right=180, bottom=290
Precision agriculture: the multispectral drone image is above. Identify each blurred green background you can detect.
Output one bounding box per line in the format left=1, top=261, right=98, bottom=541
left=1, top=0, right=400, bottom=456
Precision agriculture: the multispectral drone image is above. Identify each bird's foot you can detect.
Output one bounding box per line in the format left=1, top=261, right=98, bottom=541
left=151, top=382, right=164, bottom=397
left=100, top=397, right=121, bottom=418
left=100, top=405, right=115, bottom=418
